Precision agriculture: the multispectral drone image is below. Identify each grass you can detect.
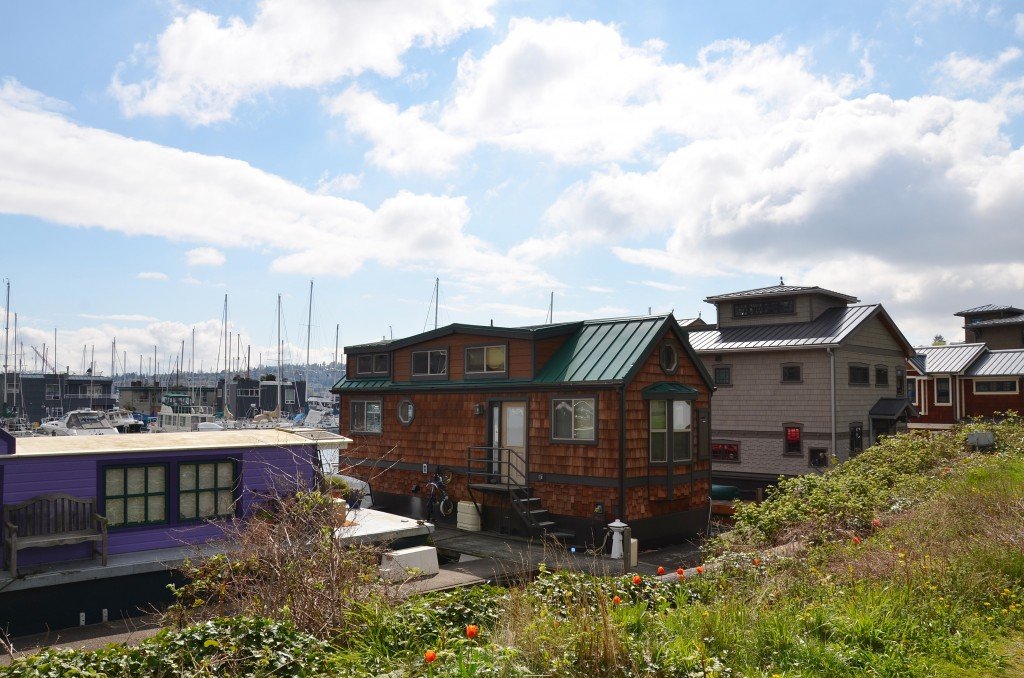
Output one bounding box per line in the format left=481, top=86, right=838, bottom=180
left=5, top=414, right=1024, bottom=676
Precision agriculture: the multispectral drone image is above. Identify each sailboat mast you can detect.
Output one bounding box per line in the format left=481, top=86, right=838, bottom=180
left=222, top=294, right=230, bottom=419
left=90, top=345, right=95, bottom=409
left=3, top=279, right=10, bottom=413
left=305, top=280, right=313, bottom=406
left=434, top=277, right=439, bottom=330
left=277, top=293, right=283, bottom=415
left=334, top=324, right=339, bottom=366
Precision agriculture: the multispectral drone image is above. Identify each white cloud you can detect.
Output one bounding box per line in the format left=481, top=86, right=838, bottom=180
left=79, top=313, right=160, bottom=322
left=136, top=271, right=168, bottom=280
left=185, top=246, right=226, bottom=267
left=111, top=0, right=496, bottom=125
left=584, top=285, right=613, bottom=293
left=631, top=280, right=688, bottom=292
left=315, top=171, right=362, bottom=195
left=934, top=47, right=1022, bottom=93
left=334, top=18, right=858, bottom=175
left=327, top=86, right=473, bottom=175
left=0, top=79, right=553, bottom=295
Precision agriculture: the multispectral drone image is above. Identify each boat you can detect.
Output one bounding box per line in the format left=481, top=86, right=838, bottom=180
left=105, top=408, right=147, bottom=433
left=300, top=394, right=338, bottom=431
left=38, top=409, right=119, bottom=436
left=155, top=392, right=216, bottom=432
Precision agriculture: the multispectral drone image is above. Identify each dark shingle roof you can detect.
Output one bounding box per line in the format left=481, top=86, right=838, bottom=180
left=966, top=350, right=1024, bottom=377
left=965, top=315, right=1024, bottom=328
left=954, top=304, right=1023, bottom=317
left=704, top=285, right=859, bottom=304
left=688, top=304, right=884, bottom=352
left=869, top=397, right=918, bottom=418
left=910, top=344, right=987, bottom=375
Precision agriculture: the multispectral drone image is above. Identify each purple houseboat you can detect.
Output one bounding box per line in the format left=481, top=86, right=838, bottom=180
left=0, top=427, right=350, bottom=635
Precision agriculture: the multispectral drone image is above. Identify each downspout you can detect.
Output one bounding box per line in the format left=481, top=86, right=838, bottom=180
left=828, top=347, right=837, bottom=458
left=618, top=384, right=627, bottom=522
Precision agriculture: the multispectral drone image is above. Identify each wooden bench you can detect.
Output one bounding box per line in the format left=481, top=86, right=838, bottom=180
left=3, top=494, right=108, bottom=577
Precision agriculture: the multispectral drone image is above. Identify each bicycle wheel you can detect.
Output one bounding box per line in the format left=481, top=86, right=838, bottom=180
left=439, top=496, right=454, bottom=517
left=439, top=468, right=453, bottom=485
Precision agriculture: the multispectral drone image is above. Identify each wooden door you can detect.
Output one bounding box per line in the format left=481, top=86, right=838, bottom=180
left=501, top=401, right=527, bottom=485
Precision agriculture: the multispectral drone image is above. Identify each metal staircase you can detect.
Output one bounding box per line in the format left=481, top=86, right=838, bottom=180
left=465, top=445, right=573, bottom=541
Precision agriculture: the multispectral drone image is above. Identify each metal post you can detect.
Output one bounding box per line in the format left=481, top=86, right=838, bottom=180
left=622, top=526, right=632, bottom=575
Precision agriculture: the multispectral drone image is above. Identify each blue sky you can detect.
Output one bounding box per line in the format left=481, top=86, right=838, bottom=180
left=2, top=0, right=1024, bottom=375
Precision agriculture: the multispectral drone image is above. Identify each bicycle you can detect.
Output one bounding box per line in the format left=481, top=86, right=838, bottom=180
left=415, top=468, right=454, bottom=522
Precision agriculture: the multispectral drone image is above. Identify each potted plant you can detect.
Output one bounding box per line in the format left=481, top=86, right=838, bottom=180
left=325, top=475, right=348, bottom=500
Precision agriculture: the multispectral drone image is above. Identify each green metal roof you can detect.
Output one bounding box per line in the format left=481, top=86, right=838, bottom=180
left=334, top=314, right=716, bottom=392
left=641, top=382, right=700, bottom=398
left=534, top=317, right=666, bottom=384
left=334, top=378, right=392, bottom=391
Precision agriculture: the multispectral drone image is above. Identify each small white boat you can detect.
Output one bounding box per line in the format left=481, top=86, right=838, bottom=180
left=301, top=395, right=338, bottom=430
left=105, top=408, right=147, bottom=433
left=38, top=409, right=119, bottom=436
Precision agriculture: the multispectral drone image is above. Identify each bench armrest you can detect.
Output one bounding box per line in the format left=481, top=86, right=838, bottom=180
left=93, top=514, right=108, bottom=533
left=3, top=518, right=15, bottom=537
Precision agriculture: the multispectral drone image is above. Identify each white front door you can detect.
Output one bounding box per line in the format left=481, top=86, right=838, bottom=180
left=500, top=401, right=527, bottom=485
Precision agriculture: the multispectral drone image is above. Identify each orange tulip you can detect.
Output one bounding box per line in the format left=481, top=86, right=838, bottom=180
left=424, top=650, right=437, bottom=663
left=753, top=558, right=761, bottom=567
left=872, top=518, right=881, bottom=528
left=852, top=536, right=862, bottom=545
left=466, top=624, right=478, bottom=639
left=696, top=565, right=704, bottom=575
left=632, top=574, right=642, bottom=585
left=677, top=567, right=685, bottom=580
left=612, top=595, right=621, bottom=605
left=657, top=566, right=665, bottom=575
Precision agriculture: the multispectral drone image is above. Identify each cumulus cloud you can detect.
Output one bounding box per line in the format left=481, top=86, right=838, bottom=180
left=934, top=47, right=1022, bottom=93
left=136, top=271, right=168, bottom=280
left=110, top=0, right=496, bottom=125
left=185, top=246, right=226, bottom=267
left=79, top=313, right=160, bottom=322
left=330, top=19, right=861, bottom=175
left=375, top=20, right=1024, bottom=345
left=327, top=86, right=473, bottom=175
left=0, top=79, right=554, bottom=294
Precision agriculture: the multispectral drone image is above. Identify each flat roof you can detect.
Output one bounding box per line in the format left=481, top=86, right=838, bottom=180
left=2, top=428, right=351, bottom=458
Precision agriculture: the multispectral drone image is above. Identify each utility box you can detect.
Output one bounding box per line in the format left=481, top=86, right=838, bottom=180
left=967, top=431, right=995, bottom=450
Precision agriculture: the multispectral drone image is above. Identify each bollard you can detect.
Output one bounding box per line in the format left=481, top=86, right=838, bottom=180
left=622, top=526, right=632, bottom=575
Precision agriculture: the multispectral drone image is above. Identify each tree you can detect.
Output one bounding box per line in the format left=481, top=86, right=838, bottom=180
left=932, top=334, right=947, bottom=346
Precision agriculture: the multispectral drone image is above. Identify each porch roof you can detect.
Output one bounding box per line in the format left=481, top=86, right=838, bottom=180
left=641, top=382, right=700, bottom=399
left=869, top=397, right=918, bottom=419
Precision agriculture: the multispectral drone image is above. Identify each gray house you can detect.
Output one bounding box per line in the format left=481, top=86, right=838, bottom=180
left=685, top=285, right=916, bottom=491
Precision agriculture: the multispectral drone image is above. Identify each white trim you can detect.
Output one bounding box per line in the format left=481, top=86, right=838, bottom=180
left=971, top=379, right=1020, bottom=395
left=933, top=376, right=952, bottom=406
left=908, top=422, right=953, bottom=430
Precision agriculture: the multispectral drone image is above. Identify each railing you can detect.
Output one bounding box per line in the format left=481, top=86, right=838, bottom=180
left=466, top=445, right=542, bottom=531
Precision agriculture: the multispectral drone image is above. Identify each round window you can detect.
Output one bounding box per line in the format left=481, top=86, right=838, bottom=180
left=660, top=343, right=679, bottom=374
left=397, top=399, right=415, bottom=426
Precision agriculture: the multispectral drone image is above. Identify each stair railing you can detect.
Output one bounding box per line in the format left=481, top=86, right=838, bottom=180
left=466, top=445, right=542, bottom=530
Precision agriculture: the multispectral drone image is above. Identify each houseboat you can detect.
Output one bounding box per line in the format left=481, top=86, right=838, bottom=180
left=333, top=314, right=715, bottom=546
left=156, top=391, right=216, bottom=432
left=0, top=426, right=351, bottom=635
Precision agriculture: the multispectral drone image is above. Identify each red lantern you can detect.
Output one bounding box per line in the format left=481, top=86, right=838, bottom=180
left=785, top=427, right=801, bottom=443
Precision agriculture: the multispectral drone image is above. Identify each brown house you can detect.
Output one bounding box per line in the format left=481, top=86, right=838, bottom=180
left=332, top=314, right=715, bottom=545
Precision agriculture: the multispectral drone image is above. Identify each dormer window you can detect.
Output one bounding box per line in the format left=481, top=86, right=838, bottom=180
left=355, top=353, right=389, bottom=377
left=412, top=349, right=447, bottom=377
left=466, top=345, right=506, bottom=375
left=733, top=298, right=795, bottom=318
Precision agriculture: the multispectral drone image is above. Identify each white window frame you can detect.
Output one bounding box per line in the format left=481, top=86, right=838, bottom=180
left=972, top=379, right=1019, bottom=395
